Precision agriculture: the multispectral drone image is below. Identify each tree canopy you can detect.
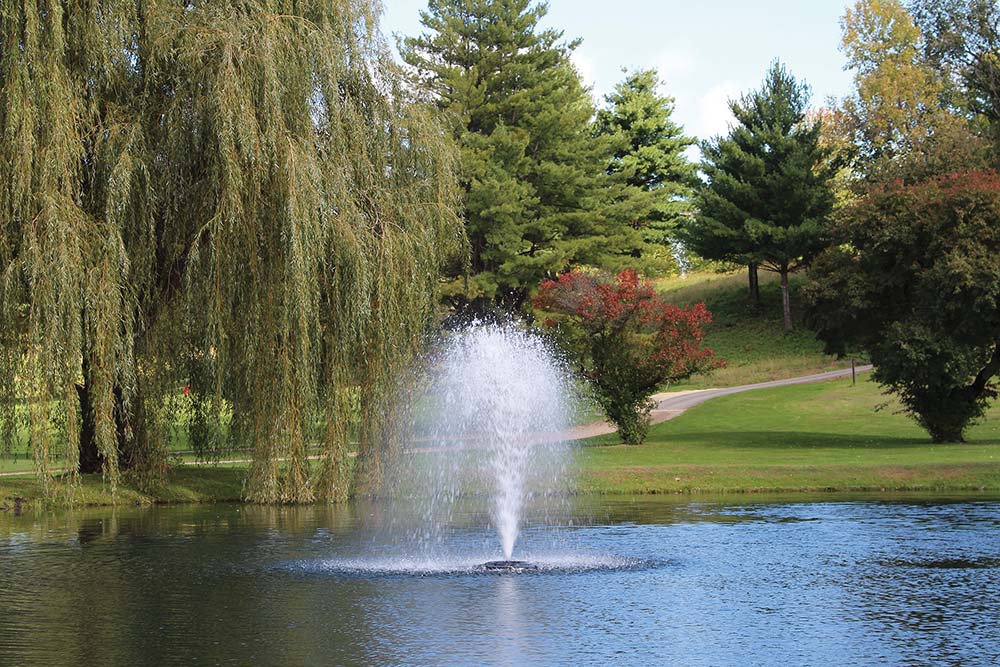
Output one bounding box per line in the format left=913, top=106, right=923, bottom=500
left=0, top=0, right=464, bottom=502
left=401, top=0, right=610, bottom=310
left=839, top=0, right=989, bottom=184
left=811, top=2, right=1000, bottom=445
left=909, top=0, right=1000, bottom=149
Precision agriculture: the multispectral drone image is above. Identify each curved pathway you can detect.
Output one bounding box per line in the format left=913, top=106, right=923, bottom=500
left=564, top=364, right=873, bottom=441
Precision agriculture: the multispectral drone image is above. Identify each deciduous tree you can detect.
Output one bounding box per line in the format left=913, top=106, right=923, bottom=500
left=534, top=269, right=719, bottom=445
left=805, top=171, right=1000, bottom=443
left=0, top=0, right=463, bottom=501
left=840, top=0, right=989, bottom=183
left=909, top=0, right=1000, bottom=148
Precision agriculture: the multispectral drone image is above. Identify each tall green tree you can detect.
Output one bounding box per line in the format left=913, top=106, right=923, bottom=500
left=401, top=0, right=608, bottom=310
left=0, top=0, right=463, bottom=502
left=593, top=68, right=698, bottom=275
left=682, top=61, right=837, bottom=332
left=806, top=171, right=1000, bottom=443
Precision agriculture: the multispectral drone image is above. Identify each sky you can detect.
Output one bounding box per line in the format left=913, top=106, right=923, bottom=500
left=380, top=0, right=856, bottom=143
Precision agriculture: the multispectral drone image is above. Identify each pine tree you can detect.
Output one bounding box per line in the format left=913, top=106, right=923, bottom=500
left=402, top=0, right=607, bottom=310
left=682, top=61, right=837, bottom=331
left=593, top=69, right=698, bottom=275
left=0, top=0, right=463, bottom=501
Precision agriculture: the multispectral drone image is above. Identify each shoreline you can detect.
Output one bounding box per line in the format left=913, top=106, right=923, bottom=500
left=3, top=464, right=1000, bottom=509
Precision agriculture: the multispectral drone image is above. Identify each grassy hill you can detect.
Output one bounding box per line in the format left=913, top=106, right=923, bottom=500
left=657, top=269, right=860, bottom=388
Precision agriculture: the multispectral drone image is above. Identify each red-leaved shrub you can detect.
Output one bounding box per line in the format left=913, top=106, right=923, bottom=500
left=535, top=269, right=722, bottom=444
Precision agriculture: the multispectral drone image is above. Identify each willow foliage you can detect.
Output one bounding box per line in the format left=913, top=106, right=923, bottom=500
left=0, top=0, right=463, bottom=502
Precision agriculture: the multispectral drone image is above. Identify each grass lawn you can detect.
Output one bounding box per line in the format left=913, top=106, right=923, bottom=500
left=0, top=455, right=37, bottom=474
left=658, top=269, right=859, bottom=388
left=576, top=376, right=1000, bottom=495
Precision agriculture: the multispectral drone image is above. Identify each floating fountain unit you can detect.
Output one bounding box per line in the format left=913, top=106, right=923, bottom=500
left=481, top=560, right=539, bottom=573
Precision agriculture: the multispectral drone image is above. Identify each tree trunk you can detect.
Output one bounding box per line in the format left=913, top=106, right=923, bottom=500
left=780, top=268, right=793, bottom=333
left=117, top=380, right=147, bottom=473
left=927, top=345, right=1000, bottom=442
left=76, top=381, right=101, bottom=474
left=928, top=423, right=966, bottom=444
left=75, top=353, right=144, bottom=475
left=747, top=262, right=760, bottom=307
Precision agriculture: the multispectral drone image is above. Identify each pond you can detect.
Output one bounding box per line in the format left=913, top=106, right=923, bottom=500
left=1, top=495, right=998, bottom=666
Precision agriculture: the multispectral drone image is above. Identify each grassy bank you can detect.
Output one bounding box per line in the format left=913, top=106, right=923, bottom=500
left=659, top=270, right=858, bottom=388
left=577, top=377, right=1000, bottom=494
left=0, top=467, right=246, bottom=507
left=4, top=375, right=1000, bottom=506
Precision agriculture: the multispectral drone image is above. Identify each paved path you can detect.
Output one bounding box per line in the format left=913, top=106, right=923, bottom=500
left=563, top=365, right=873, bottom=441
left=0, top=365, right=873, bottom=476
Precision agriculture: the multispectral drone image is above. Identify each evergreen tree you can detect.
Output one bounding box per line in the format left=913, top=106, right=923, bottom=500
left=402, top=0, right=607, bottom=310
left=682, top=61, right=837, bottom=332
left=593, top=69, right=698, bottom=275
left=0, top=0, right=463, bottom=502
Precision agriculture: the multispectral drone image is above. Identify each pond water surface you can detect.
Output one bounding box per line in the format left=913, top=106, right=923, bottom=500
left=1, top=495, right=998, bottom=666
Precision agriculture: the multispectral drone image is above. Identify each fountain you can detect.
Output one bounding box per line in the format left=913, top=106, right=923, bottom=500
left=278, top=322, right=639, bottom=576
left=385, top=322, right=574, bottom=571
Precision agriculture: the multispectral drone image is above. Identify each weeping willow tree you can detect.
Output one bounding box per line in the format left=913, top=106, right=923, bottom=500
left=0, top=0, right=463, bottom=502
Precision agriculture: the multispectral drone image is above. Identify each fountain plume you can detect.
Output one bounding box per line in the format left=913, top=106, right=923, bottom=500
left=387, top=322, right=573, bottom=561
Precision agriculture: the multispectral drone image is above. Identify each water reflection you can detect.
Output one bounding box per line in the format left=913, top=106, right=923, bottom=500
left=495, top=576, right=526, bottom=665
left=0, top=497, right=998, bottom=666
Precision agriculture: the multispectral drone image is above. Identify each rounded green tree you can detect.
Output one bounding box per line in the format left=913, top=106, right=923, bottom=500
left=806, top=170, right=1000, bottom=442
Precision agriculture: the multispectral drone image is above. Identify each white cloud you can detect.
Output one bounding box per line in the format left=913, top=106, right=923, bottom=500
left=570, top=50, right=601, bottom=101
left=691, top=81, right=741, bottom=140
